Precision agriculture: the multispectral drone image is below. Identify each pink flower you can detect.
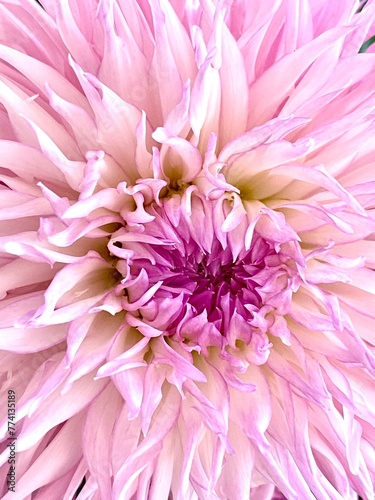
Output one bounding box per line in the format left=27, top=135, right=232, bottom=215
left=0, top=0, right=375, bottom=498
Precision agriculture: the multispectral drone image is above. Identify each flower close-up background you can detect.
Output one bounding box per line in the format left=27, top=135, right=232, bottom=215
left=1, top=0, right=375, bottom=498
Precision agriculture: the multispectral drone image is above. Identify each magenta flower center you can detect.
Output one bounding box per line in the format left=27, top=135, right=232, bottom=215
left=108, top=199, right=292, bottom=353
left=142, top=238, right=269, bottom=327
left=166, top=238, right=271, bottom=324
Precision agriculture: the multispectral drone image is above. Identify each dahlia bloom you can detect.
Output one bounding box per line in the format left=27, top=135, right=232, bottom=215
left=1, top=0, right=375, bottom=498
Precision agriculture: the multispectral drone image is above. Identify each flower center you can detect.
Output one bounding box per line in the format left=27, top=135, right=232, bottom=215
left=156, top=237, right=270, bottom=331
left=107, top=192, right=298, bottom=362
left=138, top=240, right=270, bottom=333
